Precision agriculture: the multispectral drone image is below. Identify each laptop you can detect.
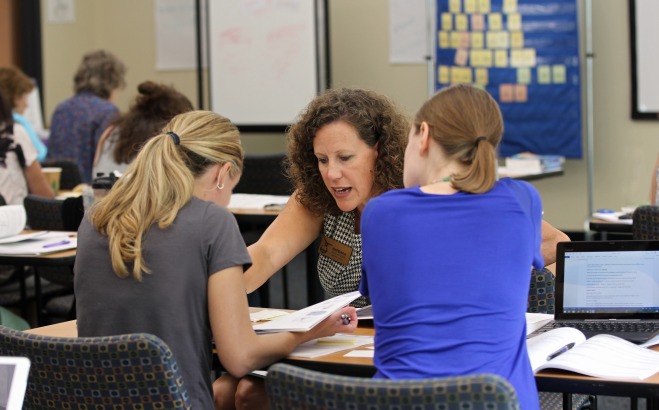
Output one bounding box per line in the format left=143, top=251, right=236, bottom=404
left=528, top=240, right=659, bottom=344
left=0, top=357, right=30, bottom=410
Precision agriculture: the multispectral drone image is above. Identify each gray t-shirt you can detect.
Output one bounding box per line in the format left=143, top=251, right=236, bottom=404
left=75, top=197, right=251, bottom=409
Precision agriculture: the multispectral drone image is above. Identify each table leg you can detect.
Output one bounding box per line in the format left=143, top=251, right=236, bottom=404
left=33, top=267, right=43, bottom=326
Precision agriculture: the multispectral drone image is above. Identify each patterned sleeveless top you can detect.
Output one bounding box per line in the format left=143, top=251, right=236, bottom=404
left=317, top=212, right=369, bottom=308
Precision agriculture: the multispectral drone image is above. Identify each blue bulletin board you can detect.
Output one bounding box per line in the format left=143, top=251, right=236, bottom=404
left=435, top=0, right=582, bottom=158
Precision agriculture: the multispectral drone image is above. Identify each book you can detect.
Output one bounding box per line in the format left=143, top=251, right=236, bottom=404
left=253, top=291, right=360, bottom=333
left=527, top=327, right=659, bottom=380
left=0, top=231, right=77, bottom=256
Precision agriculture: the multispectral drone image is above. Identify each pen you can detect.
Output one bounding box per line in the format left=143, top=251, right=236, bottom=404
left=340, top=314, right=351, bottom=325
left=546, top=342, right=575, bottom=361
left=42, top=240, right=71, bottom=249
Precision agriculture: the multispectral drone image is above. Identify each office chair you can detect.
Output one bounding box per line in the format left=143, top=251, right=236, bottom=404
left=0, top=326, right=191, bottom=409
left=528, top=268, right=595, bottom=410
left=265, top=363, right=520, bottom=410
left=234, top=153, right=294, bottom=308
left=40, top=159, right=83, bottom=190
left=632, top=205, right=659, bottom=240
left=22, top=194, right=84, bottom=324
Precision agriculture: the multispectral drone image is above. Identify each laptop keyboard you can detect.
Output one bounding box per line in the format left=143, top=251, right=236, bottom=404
left=541, top=321, right=659, bottom=334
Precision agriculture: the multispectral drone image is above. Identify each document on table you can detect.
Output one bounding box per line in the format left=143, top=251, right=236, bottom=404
left=0, top=231, right=76, bottom=255
left=228, top=193, right=290, bottom=210
left=526, top=313, right=554, bottom=335
left=289, top=334, right=374, bottom=358
left=0, top=205, right=27, bottom=239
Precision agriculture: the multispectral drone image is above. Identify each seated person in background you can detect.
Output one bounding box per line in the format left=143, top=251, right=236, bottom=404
left=47, top=49, right=126, bottom=183
left=360, top=84, right=542, bottom=409
left=0, top=67, right=47, bottom=162
left=0, top=90, right=53, bottom=205
left=74, top=110, right=357, bottom=410
left=92, top=80, right=193, bottom=177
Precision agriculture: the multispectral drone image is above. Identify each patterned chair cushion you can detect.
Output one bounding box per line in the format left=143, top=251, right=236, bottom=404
left=632, top=205, right=659, bottom=240
left=0, top=326, right=190, bottom=409
left=528, top=268, right=556, bottom=315
left=266, top=363, right=520, bottom=410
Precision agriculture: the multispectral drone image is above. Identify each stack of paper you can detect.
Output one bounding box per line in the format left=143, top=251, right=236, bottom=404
left=503, top=153, right=565, bottom=174
left=0, top=231, right=77, bottom=255
left=0, top=206, right=26, bottom=239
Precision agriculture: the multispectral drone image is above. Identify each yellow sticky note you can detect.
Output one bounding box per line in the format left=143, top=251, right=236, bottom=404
left=523, top=48, right=536, bottom=66
left=465, top=0, right=477, bottom=14
left=515, top=84, right=528, bottom=102
left=471, top=14, right=485, bottom=31
left=507, top=13, right=522, bottom=31
left=553, top=64, right=566, bottom=83
left=456, top=14, right=468, bottom=31
left=537, top=65, right=551, bottom=84
left=488, top=13, right=503, bottom=31
left=498, top=31, right=510, bottom=48
left=478, top=0, right=491, bottom=14
left=517, top=67, right=531, bottom=84
left=449, top=0, right=461, bottom=13
left=316, top=337, right=357, bottom=346
left=500, top=84, right=514, bottom=103
left=450, top=31, right=461, bottom=49
left=451, top=66, right=473, bottom=84
left=511, top=48, right=536, bottom=67
left=510, top=31, right=524, bottom=48
left=503, top=0, right=518, bottom=14
left=459, top=32, right=471, bottom=49
left=438, top=65, right=450, bottom=84
left=470, top=49, right=492, bottom=67
left=471, top=32, right=484, bottom=49
left=475, top=68, right=489, bottom=85
left=486, top=31, right=508, bottom=49
left=441, top=13, right=453, bottom=31
left=439, top=31, right=450, bottom=49
left=494, top=49, right=508, bottom=67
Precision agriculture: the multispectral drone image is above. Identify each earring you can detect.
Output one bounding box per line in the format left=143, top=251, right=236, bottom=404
left=216, top=182, right=225, bottom=190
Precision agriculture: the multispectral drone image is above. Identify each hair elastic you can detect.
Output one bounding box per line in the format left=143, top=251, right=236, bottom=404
left=474, top=136, right=487, bottom=146
left=166, top=131, right=180, bottom=145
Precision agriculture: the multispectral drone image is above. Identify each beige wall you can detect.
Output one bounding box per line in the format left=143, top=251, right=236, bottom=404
left=40, top=0, right=659, bottom=231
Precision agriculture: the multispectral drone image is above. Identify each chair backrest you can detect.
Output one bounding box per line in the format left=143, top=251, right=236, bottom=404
left=265, top=363, right=520, bottom=410
left=233, top=153, right=293, bottom=196
left=23, top=194, right=84, bottom=231
left=40, top=160, right=83, bottom=190
left=527, top=267, right=555, bottom=314
left=632, top=205, right=659, bottom=240
left=0, top=326, right=191, bottom=409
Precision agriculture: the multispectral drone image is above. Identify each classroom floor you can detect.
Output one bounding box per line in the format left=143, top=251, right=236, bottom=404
left=267, top=258, right=649, bottom=410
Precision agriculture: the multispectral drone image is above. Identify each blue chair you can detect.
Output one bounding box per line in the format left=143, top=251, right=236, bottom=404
left=265, top=362, right=520, bottom=410
left=0, top=326, right=190, bottom=409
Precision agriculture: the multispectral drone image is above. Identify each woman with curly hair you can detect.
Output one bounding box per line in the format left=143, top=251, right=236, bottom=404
left=92, top=81, right=193, bottom=177
left=47, top=49, right=126, bottom=183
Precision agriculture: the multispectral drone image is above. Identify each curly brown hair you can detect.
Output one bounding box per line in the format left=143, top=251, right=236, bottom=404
left=287, top=88, right=409, bottom=216
left=111, top=81, right=193, bottom=164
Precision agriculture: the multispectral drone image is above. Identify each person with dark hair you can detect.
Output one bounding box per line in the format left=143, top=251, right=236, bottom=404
left=360, top=84, right=541, bottom=409
left=0, top=66, right=47, bottom=162
left=46, top=50, right=127, bottom=183
left=0, top=90, right=53, bottom=204
left=74, top=110, right=357, bottom=410
left=92, top=81, right=193, bottom=177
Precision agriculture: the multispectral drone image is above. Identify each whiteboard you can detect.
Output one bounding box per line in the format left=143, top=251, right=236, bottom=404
left=208, top=0, right=325, bottom=127
left=630, top=0, right=659, bottom=119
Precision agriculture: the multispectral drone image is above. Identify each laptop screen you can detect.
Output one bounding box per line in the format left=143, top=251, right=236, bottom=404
left=556, top=241, right=659, bottom=319
left=0, top=357, right=30, bottom=410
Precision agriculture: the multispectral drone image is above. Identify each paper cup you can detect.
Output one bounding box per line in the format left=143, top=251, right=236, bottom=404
left=42, top=167, right=62, bottom=196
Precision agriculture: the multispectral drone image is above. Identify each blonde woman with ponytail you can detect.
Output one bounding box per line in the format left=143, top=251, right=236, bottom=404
left=359, top=84, right=543, bottom=410
left=74, top=111, right=357, bottom=410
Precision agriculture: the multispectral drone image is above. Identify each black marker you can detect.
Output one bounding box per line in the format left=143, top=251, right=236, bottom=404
left=546, top=343, right=575, bottom=361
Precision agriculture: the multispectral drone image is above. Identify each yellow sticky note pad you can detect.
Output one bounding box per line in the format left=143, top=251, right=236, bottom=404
left=494, top=49, right=508, bottom=67
left=510, top=31, right=524, bottom=48
left=316, top=336, right=357, bottom=346
left=439, top=31, right=450, bottom=49
left=475, top=68, right=489, bottom=85
left=510, top=48, right=536, bottom=67
left=503, top=0, right=518, bottom=14
left=517, top=67, right=531, bottom=84
left=507, top=13, right=522, bottom=31
left=471, top=32, right=484, bottom=49
left=488, top=13, right=503, bottom=31
left=438, top=65, right=450, bottom=83
left=441, top=13, right=453, bottom=31
left=449, top=0, right=461, bottom=13
left=487, top=31, right=509, bottom=49
left=537, top=65, right=551, bottom=84
left=451, top=66, right=473, bottom=84
left=470, top=49, right=492, bottom=67
left=553, top=64, right=567, bottom=83
left=464, top=0, right=477, bottom=14
left=478, top=0, right=491, bottom=14
left=456, top=14, right=468, bottom=31
left=450, top=32, right=461, bottom=49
